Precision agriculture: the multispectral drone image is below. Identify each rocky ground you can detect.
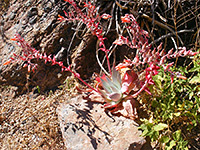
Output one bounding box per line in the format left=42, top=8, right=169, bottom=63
left=0, top=67, right=149, bottom=147
left=0, top=85, right=67, bottom=149
left=0, top=80, right=151, bottom=149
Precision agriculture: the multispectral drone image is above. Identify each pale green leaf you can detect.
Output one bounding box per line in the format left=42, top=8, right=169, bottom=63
left=100, top=79, right=112, bottom=93
left=167, top=140, right=176, bottom=150
left=153, top=123, right=168, bottom=131
left=105, top=76, right=120, bottom=93
left=112, top=68, right=121, bottom=89
left=173, top=130, right=181, bottom=141
left=174, top=112, right=181, bottom=117
left=189, top=75, right=200, bottom=84
left=189, top=67, right=200, bottom=72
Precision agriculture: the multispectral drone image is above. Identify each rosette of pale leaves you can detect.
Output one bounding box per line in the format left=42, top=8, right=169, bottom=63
left=96, top=68, right=140, bottom=119
left=98, top=68, right=141, bottom=106
left=98, top=69, right=124, bottom=105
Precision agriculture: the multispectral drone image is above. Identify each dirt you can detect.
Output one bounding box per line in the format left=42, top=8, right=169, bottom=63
left=0, top=83, right=76, bottom=149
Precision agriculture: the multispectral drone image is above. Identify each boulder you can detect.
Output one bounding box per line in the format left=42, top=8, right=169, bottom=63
left=57, top=95, right=146, bottom=150
left=0, top=0, right=84, bottom=93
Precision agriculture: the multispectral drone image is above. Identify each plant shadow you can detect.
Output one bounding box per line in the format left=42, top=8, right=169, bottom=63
left=63, top=100, right=112, bottom=150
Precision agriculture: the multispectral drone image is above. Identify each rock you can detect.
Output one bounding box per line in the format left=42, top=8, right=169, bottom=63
left=0, top=0, right=81, bottom=93
left=43, top=1, right=53, bottom=12
left=55, top=47, right=67, bottom=61
left=29, top=15, right=37, bottom=24
left=27, top=7, right=38, bottom=18
left=57, top=95, right=146, bottom=150
left=9, top=12, right=16, bottom=20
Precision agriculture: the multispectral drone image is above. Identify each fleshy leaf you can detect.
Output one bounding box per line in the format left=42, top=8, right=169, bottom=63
left=98, top=89, right=112, bottom=103
left=121, top=70, right=140, bottom=93
left=112, top=68, right=122, bottom=90
left=100, top=78, right=112, bottom=94
left=108, top=92, right=121, bottom=102
left=105, top=76, right=119, bottom=93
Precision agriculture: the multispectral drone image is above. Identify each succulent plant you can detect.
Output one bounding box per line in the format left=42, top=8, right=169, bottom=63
left=98, top=69, right=123, bottom=106
left=97, top=68, right=141, bottom=108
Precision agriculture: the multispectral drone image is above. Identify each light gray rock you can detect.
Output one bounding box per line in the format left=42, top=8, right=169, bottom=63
left=57, top=95, right=146, bottom=150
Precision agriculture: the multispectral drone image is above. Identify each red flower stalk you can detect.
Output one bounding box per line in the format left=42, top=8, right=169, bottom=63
left=115, top=14, right=198, bottom=94
left=114, top=14, right=149, bottom=52
left=5, top=34, right=98, bottom=92
left=59, top=0, right=112, bottom=74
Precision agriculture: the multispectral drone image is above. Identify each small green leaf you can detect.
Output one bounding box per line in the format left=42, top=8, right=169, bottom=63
left=151, top=100, right=158, bottom=107
left=174, top=112, right=181, bottom=117
left=160, top=135, right=170, bottom=143
left=153, top=123, right=168, bottom=131
left=189, top=75, right=200, bottom=84
left=189, top=92, right=194, bottom=99
left=189, top=67, right=200, bottom=72
left=151, top=131, right=159, bottom=141
left=138, top=123, right=146, bottom=130
left=36, top=86, right=40, bottom=93
left=167, top=140, right=176, bottom=150
left=141, top=129, right=149, bottom=136
left=153, top=75, right=163, bottom=89
left=173, top=130, right=181, bottom=141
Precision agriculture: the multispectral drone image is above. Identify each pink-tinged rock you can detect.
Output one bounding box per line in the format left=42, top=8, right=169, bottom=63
left=57, top=95, right=146, bottom=150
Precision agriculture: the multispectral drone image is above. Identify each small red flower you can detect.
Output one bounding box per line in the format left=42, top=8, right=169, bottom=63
left=58, top=14, right=65, bottom=21
left=121, top=15, right=130, bottom=23
left=3, top=60, right=11, bottom=65
left=101, top=14, right=112, bottom=20
left=177, top=75, right=187, bottom=80
left=170, top=74, right=174, bottom=84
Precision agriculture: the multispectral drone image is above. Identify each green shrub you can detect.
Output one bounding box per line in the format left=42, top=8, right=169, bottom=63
left=139, top=51, right=200, bottom=149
